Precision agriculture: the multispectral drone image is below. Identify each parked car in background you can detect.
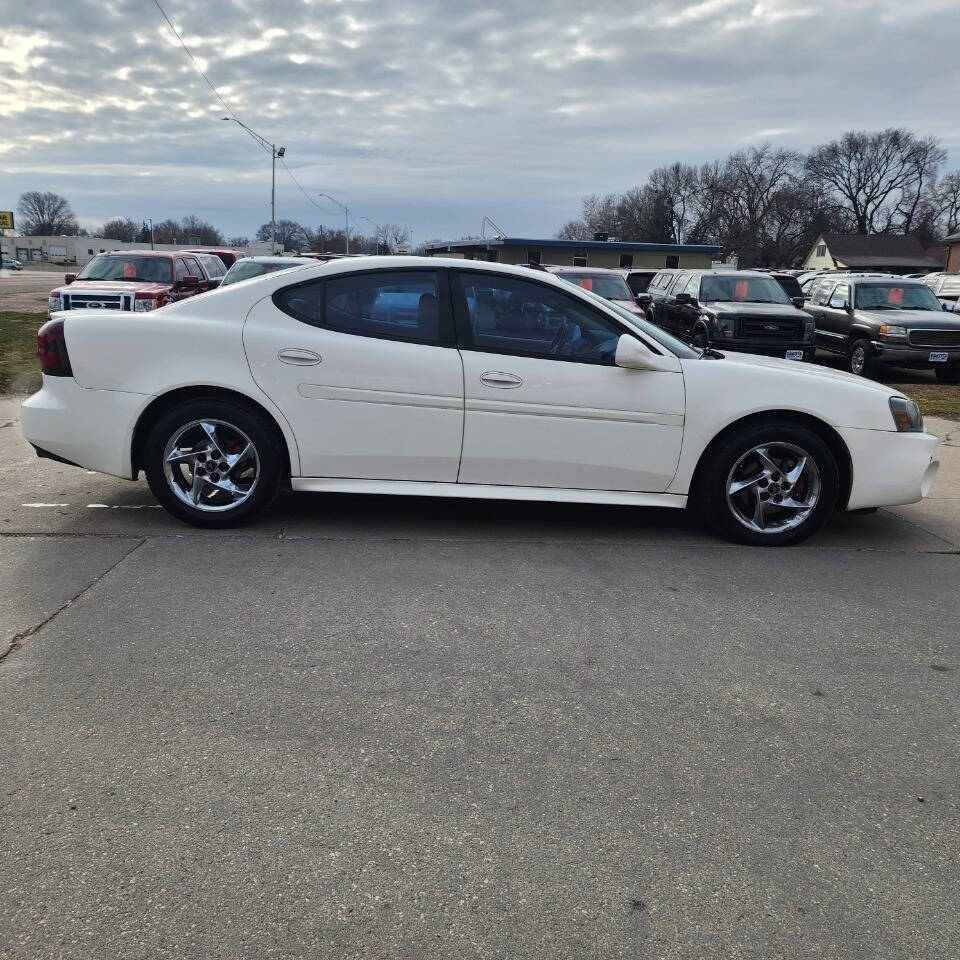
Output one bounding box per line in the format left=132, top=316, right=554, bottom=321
left=767, top=271, right=805, bottom=301
left=183, top=248, right=246, bottom=269
left=46, top=250, right=215, bottom=316
left=923, top=272, right=960, bottom=306
left=642, top=268, right=682, bottom=320
left=1, top=256, right=24, bottom=271
left=190, top=252, right=228, bottom=289
left=650, top=269, right=815, bottom=359
left=541, top=265, right=645, bottom=316
left=221, top=256, right=317, bottom=286
left=804, top=274, right=960, bottom=381
left=623, top=269, right=658, bottom=296
left=22, top=256, right=940, bottom=546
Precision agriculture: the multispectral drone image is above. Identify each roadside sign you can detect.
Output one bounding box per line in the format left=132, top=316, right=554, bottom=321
left=0, top=211, right=14, bottom=229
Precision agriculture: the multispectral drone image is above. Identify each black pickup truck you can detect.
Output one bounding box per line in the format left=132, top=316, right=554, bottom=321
left=643, top=269, right=815, bottom=360
left=804, top=274, right=960, bottom=381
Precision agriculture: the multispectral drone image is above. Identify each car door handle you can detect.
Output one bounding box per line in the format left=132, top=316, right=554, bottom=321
left=277, top=348, right=321, bottom=366
left=480, top=371, right=523, bottom=388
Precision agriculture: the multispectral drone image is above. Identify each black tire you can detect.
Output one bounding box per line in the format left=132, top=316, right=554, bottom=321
left=144, top=398, right=284, bottom=528
left=848, top=339, right=873, bottom=377
left=934, top=365, right=960, bottom=384
left=695, top=419, right=840, bottom=546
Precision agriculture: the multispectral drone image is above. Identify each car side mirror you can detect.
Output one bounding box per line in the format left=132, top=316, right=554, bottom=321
left=614, top=335, right=676, bottom=372
left=792, top=296, right=805, bottom=309
left=829, top=296, right=848, bottom=310
left=182, top=275, right=200, bottom=287
left=64, top=273, right=76, bottom=284
left=943, top=302, right=954, bottom=312
left=675, top=292, right=692, bottom=304
left=635, top=293, right=652, bottom=306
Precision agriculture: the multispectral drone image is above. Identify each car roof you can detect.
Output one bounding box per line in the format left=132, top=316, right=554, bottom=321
left=232, top=256, right=318, bottom=265
left=97, top=250, right=173, bottom=258
left=543, top=265, right=624, bottom=275
left=818, top=273, right=925, bottom=284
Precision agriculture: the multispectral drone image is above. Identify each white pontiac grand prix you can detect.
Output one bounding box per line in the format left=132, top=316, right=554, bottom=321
left=22, top=256, right=940, bottom=545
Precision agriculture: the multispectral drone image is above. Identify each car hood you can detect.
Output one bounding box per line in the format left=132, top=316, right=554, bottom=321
left=855, top=309, right=960, bottom=329
left=705, top=349, right=898, bottom=394
left=705, top=301, right=802, bottom=318
left=611, top=298, right=644, bottom=314
left=54, top=280, right=173, bottom=295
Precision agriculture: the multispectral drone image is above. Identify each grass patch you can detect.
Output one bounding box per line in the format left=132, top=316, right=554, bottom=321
left=0, top=311, right=44, bottom=395
left=888, top=383, right=960, bottom=421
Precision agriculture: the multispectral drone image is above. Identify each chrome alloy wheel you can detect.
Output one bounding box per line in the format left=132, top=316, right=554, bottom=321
left=725, top=442, right=821, bottom=535
left=162, top=419, right=260, bottom=512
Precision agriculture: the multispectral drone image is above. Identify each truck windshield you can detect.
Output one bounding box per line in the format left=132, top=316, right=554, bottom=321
left=855, top=283, right=942, bottom=311
left=560, top=273, right=634, bottom=301
left=699, top=275, right=791, bottom=304
left=76, top=256, right=173, bottom=283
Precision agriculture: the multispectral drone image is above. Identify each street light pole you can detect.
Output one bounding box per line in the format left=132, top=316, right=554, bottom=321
left=222, top=117, right=285, bottom=253
left=146, top=218, right=154, bottom=250
left=359, top=215, right=383, bottom=254
left=318, top=193, right=349, bottom=255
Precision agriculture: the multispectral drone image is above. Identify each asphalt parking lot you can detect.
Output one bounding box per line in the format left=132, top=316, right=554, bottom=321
left=2, top=397, right=959, bottom=958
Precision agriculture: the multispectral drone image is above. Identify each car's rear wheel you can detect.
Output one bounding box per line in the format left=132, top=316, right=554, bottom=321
left=696, top=420, right=839, bottom=546
left=934, top=364, right=960, bottom=384
left=848, top=339, right=873, bottom=377
left=144, top=399, right=283, bottom=527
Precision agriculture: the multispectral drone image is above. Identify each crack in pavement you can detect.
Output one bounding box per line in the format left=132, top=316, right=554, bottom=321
left=0, top=537, right=147, bottom=665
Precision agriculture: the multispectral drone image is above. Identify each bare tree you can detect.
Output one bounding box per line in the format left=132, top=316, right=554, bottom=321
left=934, top=171, right=960, bottom=235
left=226, top=235, right=250, bottom=247
left=805, top=129, right=946, bottom=234
left=180, top=215, right=223, bottom=246
left=99, top=217, right=140, bottom=243
left=256, top=219, right=309, bottom=251
left=16, top=191, right=78, bottom=235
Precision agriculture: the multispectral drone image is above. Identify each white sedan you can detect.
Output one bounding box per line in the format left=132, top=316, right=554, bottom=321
left=22, top=257, right=940, bottom=545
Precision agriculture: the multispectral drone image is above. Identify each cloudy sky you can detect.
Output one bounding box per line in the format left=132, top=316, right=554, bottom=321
left=2, top=0, right=957, bottom=242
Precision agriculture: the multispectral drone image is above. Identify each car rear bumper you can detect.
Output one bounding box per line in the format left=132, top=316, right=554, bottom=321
left=20, top=376, right=148, bottom=479
left=839, top=426, right=940, bottom=510
left=869, top=342, right=960, bottom=366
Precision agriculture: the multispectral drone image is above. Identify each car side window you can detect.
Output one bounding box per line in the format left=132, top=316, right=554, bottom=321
left=669, top=273, right=689, bottom=295
left=684, top=275, right=700, bottom=296
left=811, top=280, right=835, bottom=307
left=831, top=282, right=850, bottom=307
left=275, top=270, right=453, bottom=346
left=454, top=272, right=623, bottom=364
left=183, top=256, right=204, bottom=279
left=174, top=258, right=190, bottom=281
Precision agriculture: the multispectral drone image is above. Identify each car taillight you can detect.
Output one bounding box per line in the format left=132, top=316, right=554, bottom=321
left=36, top=318, right=73, bottom=377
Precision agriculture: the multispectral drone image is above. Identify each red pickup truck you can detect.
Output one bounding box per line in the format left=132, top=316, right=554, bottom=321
left=47, top=250, right=215, bottom=316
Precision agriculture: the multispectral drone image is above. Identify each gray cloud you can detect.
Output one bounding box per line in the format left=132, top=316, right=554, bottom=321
left=1, top=0, right=956, bottom=240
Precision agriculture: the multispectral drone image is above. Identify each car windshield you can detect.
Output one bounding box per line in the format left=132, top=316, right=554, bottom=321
left=75, top=256, right=172, bottom=283
left=855, top=283, right=942, bottom=311
left=222, top=260, right=304, bottom=286
left=560, top=272, right=634, bottom=301
left=626, top=273, right=654, bottom=294
left=773, top=275, right=803, bottom=299
left=699, top=275, right=791, bottom=304
left=579, top=288, right=699, bottom=359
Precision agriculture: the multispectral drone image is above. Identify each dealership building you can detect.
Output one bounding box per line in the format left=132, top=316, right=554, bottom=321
left=424, top=236, right=723, bottom=270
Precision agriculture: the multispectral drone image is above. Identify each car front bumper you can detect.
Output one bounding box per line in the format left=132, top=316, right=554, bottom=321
left=839, top=426, right=940, bottom=510
left=869, top=342, right=960, bottom=367
left=710, top=339, right=815, bottom=358
left=21, top=376, right=148, bottom=479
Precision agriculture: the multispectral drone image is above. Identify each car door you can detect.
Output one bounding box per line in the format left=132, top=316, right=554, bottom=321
left=805, top=279, right=837, bottom=349
left=243, top=267, right=465, bottom=480
left=818, top=280, right=852, bottom=346
left=661, top=273, right=690, bottom=334
left=452, top=270, right=685, bottom=492
left=676, top=274, right=702, bottom=339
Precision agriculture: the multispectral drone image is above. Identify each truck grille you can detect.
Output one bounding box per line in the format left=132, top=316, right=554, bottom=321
left=62, top=291, right=134, bottom=311
left=907, top=329, right=960, bottom=348
left=738, top=317, right=800, bottom=339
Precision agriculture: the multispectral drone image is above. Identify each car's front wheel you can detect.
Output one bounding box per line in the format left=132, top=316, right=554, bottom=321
left=696, top=420, right=840, bottom=546
left=934, top=365, right=960, bottom=384
left=144, top=399, right=283, bottom=527
left=848, top=339, right=873, bottom=377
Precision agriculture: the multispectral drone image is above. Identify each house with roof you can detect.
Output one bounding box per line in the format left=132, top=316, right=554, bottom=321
left=944, top=232, right=960, bottom=273
left=801, top=233, right=942, bottom=275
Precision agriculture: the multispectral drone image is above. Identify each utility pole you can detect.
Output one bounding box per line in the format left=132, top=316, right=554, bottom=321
left=222, top=117, right=285, bottom=253
left=146, top=218, right=154, bottom=250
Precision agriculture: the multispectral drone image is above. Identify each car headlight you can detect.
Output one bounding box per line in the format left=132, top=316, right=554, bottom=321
left=134, top=298, right=155, bottom=312
left=48, top=295, right=62, bottom=312
left=879, top=324, right=908, bottom=342
left=889, top=396, right=923, bottom=432
left=803, top=318, right=815, bottom=337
